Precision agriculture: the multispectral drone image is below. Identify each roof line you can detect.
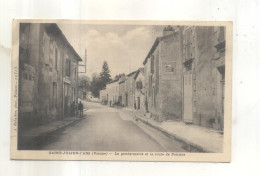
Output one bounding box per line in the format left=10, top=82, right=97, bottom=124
left=143, top=32, right=177, bottom=65
left=126, top=70, right=138, bottom=77
left=50, top=24, right=83, bottom=62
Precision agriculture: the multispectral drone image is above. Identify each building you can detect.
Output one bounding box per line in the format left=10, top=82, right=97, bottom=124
left=118, top=74, right=127, bottom=106
left=143, top=25, right=225, bottom=131
left=143, top=26, right=183, bottom=121
left=125, top=70, right=138, bottom=109
left=181, top=26, right=225, bottom=130
left=134, top=68, right=146, bottom=112
left=19, top=23, right=82, bottom=130
left=99, top=89, right=107, bottom=104
left=106, top=79, right=119, bottom=106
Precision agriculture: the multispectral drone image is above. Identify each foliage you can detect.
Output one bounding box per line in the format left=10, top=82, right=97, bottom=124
left=90, top=73, right=101, bottom=97
left=78, top=75, right=91, bottom=92
left=89, top=61, right=112, bottom=97
left=99, top=61, right=112, bottom=90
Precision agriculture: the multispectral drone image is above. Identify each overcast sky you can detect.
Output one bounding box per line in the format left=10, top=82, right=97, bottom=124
left=58, top=23, right=165, bottom=78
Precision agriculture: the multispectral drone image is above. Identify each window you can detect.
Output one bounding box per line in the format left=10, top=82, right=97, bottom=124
left=185, top=28, right=193, bottom=60
left=55, top=48, right=58, bottom=70
left=153, top=87, right=156, bottom=108
left=43, top=33, right=50, bottom=65
left=52, top=82, right=57, bottom=108
left=72, top=88, right=75, bottom=101
left=64, top=83, right=69, bottom=96
left=66, top=59, right=71, bottom=76
left=185, top=63, right=192, bottom=71
left=136, top=81, right=143, bottom=89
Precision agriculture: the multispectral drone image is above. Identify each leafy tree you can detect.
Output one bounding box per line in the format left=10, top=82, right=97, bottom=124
left=89, top=61, right=112, bottom=98
left=90, top=73, right=101, bottom=97
left=78, top=75, right=91, bottom=91
left=78, top=75, right=91, bottom=99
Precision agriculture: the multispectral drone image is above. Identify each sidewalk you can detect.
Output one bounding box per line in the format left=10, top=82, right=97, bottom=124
left=19, top=117, right=83, bottom=149
left=132, top=113, right=223, bottom=153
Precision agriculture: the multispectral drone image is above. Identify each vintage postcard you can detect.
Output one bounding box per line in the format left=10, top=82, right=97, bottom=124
left=11, top=20, right=232, bottom=161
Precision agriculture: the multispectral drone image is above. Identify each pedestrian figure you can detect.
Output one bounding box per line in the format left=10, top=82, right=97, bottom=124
left=70, top=101, right=76, bottom=117
left=145, top=96, right=149, bottom=113
left=78, top=101, right=84, bottom=118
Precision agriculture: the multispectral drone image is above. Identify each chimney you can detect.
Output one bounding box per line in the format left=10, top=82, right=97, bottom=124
left=163, top=25, right=175, bottom=36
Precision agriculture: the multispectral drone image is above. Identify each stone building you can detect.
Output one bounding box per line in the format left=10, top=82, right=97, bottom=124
left=143, top=25, right=226, bottom=131
left=143, top=26, right=183, bottom=121
left=19, top=23, right=82, bottom=129
left=118, top=74, right=127, bottom=106
left=125, top=70, right=138, bottom=109
left=134, top=68, right=146, bottom=112
left=182, top=26, right=225, bottom=130
left=106, top=79, right=119, bottom=106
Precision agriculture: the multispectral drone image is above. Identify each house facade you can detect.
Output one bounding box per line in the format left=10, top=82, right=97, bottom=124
left=143, top=26, right=183, bottom=121
left=118, top=75, right=127, bottom=106
left=134, top=68, right=146, bottom=112
left=19, top=23, right=82, bottom=129
left=99, top=89, right=107, bottom=104
left=182, top=26, right=225, bottom=130
left=106, top=79, right=119, bottom=106
left=125, top=71, right=137, bottom=109
left=143, top=25, right=226, bottom=131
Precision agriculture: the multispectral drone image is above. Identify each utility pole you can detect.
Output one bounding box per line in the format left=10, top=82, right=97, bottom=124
left=78, top=49, right=87, bottom=104
left=79, top=49, right=87, bottom=74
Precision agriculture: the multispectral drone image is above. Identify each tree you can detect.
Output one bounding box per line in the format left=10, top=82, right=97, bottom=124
left=99, top=61, right=112, bottom=90
left=78, top=75, right=91, bottom=99
left=90, top=73, right=101, bottom=97
left=78, top=75, right=91, bottom=91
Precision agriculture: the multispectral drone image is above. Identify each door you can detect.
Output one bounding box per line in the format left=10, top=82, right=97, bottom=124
left=137, top=97, right=140, bottom=109
left=125, top=93, right=128, bottom=106
left=183, top=74, right=193, bottom=123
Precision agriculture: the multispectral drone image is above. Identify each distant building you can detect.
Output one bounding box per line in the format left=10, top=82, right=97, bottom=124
left=106, top=79, right=119, bottom=106
left=125, top=70, right=138, bottom=109
left=99, top=89, right=107, bottom=104
left=19, top=23, right=82, bottom=129
left=118, top=74, right=127, bottom=106
left=134, top=68, right=146, bottom=112
left=86, top=91, right=93, bottom=100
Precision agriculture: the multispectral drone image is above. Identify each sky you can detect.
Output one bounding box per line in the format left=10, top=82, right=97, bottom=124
left=58, top=23, right=165, bottom=79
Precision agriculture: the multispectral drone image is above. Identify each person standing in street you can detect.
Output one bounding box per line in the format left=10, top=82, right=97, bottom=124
left=78, top=101, right=84, bottom=118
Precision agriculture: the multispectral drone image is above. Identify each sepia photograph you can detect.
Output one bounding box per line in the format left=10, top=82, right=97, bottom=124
left=11, top=20, right=232, bottom=161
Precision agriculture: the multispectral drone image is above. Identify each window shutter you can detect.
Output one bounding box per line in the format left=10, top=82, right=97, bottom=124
left=151, top=55, right=154, bottom=74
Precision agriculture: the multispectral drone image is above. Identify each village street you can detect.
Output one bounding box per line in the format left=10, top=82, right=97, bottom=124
left=39, top=101, right=189, bottom=152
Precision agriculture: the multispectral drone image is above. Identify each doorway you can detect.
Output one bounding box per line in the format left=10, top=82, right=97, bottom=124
left=137, top=97, right=140, bottom=109
left=183, top=74, right=193, bottom=123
